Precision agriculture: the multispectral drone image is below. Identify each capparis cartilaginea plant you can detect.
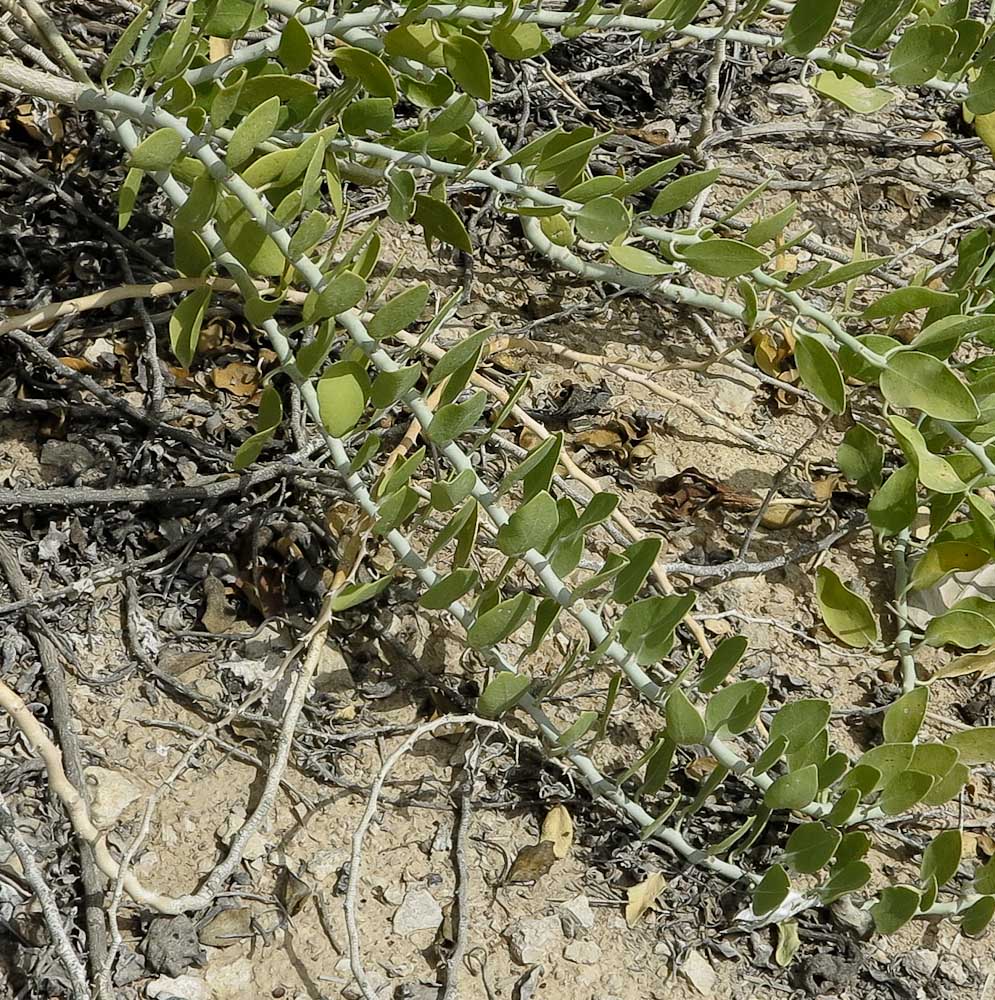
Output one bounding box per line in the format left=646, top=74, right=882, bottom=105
left=6, top=0, right=995, bottom=941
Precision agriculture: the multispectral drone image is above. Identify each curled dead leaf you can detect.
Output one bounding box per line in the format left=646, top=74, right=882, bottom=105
left=541, top=804, right=573, bottom=860
left=625, top=872, right=667, bottom=928
left=506, top=841, right=557, bottom=883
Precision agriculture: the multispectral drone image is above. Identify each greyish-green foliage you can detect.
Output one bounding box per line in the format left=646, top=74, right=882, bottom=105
left=11, top=0, right=995, bottom=942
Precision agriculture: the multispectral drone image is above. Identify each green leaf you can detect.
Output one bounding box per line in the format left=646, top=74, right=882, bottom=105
left=826, top=788, right=861, bottom=826
left=612, top=538, right=662, bottom=603
left=783, top=822, right=841, bottom=874
left=880, top=352, right=979, bottom=422
left=810, top=256, right=892, bottom=288
left=665, top=687, right=706, bottom=745
left=864, top=286, right=959, bottom=320
left=427, top=391, right=488, bottom=444
left=613, top=155, right=684, bottom=198
left=331, top=46, right=397, bottom=100
left=921, top=829, right=962, bottom=887
left=868, top=463, right=918, bottom=535
left=557, top=710, right=599, bottom=748
left=883, top=686, right=928, bottom=744
left=680, top=239, right=767, bottom=279
left=753, top=736, right=789, bottom=776
left=288, top=210, right=329, bottom=259
left=118, top=167, right=142, bottom=229
left=960, top=895, right=995, bottom=936
left=879, top=769, right=934, bottom=814
left=169, top=286, right=211, bottom=368
left=279, top=16, right=313, bottom=73
left=415, top=194, right=472, bottom=252
left=650, top=168, right=721, bottom=216
left=304, top=271, right=367, bottom=322
left=618, top=594, right=695, bottom=666
left=814, top=566, right=877, bottom=648
left=607, top=244, right=674, bottom=275
left=820, top=861, right=871, bottom=903
left=496, top=491, right=559, bottom=555
left=775, top=921, right=801, bottom=968
left=837, top=425, right=883, bottom=492
left=343, top=97, right=395, bottom=135
left=489, top=21, right=550, bottom=60
left=795, top=334, right=846, bottom=414
left=783, top=0, right=842, bottom=55
left=975, top=856, right=995, bottom=894
left=705, top=679, right=768, bottom=737
left=753, top=864, right=791, bottom=917
left=850, top=0, right=914, bottom=48
left=698, top=635, right=748, bottom=693
left=924, top=607, right=995, bottom=649
left=468, top=592, right=534, bottom=649
left=316, top=360, right=370, bottom=437
left=744, top=202, right=798, bottom=247
left=428, top=328, right=489, bottom=388
left=575, top=196, right=630, bottom=242
left=499, top=432, right=563, bottom=501
left=102, top=4, right=149, bottom=82
left=911, top=541, right=989, bottom=590
left=888, top=415, right=967, bottom=495
left=233, top=385, right=282, bottom=470
left=769, top=698, right=832, bottom=752
left=889, top=24, right=955, bottom=85
left=129, top=128, right=182, bottom=171
left=871, top=885, right=921, bottom=934
left=765, top=764, right=819, bottom=810
left=478, top=672, right=531, bottom=718
left=442, top=34, right=492, bottom=100
left=835, top=831, right=871, bottom=867
left=370, top=363, right=422, bottom=409
left=330, top=575, right=393, bottom=611
left=430, top=469, right=477, bottom=512
left=228, top=96, right=281, bottom=169
left=967, top=62, right=995, bottom=115
left=370, top=284, right=430, bottom=341
left=945, top=726, right=995, bottom=764
left=420, top=567, right=478, bottom=610
left=810, top=72, right=895, bottom=114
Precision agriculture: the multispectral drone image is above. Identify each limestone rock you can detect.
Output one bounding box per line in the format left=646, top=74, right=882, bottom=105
left=559, top=895, right=595, bottom=938
left=393, top=888, right=443, bottom=936
left=505, top=914, right=562, bottom=965
left=146, top=975, right=209, bottom=1000
left=564, top=940, right=601, bottom=966
left=84, top=767, right=142, bottom=829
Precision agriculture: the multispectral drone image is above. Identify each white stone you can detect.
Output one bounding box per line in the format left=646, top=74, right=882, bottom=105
left=392, top=888, right=443, bottom=936
left=204, top=956, right=254, bottom=997
left=505, top=914, right=562, bottom=965
left=713, top=370, right=760, bottom=418
left=769, top=82, right=813, bottom=107
left=681, top=950, right=716, bottom=996
left=559, top=895, right=595, bottom=938
left=146, top=975, right=209, bottom=1000
left=564, top=940, right=601, bottom=966
left=83, top=767, right=142, bottom=829
left=307, top=849, right=345, bottom=883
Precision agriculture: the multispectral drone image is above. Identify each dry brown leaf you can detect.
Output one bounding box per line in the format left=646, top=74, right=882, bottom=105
left=198, top=907, right=253, bottom=947
left=625, top=872, right=667, bottom=928
left=685, top=756, right=718, bottom=780
left=506, top=841, right=557, bottom=883
left=979, top=833, right=995, bottom=858
left=275, top=867, right=312, bottom=916
left=541, top=804, right=573, bottom=860
left=212, top=361, right=260, bottom=398
left=201, top=576, right=236, bottom=634
left=575, top=427, right=626, bottom=453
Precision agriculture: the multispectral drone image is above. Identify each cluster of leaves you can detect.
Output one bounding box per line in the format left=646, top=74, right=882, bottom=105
left=84, top=0, right=995, bottom=938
